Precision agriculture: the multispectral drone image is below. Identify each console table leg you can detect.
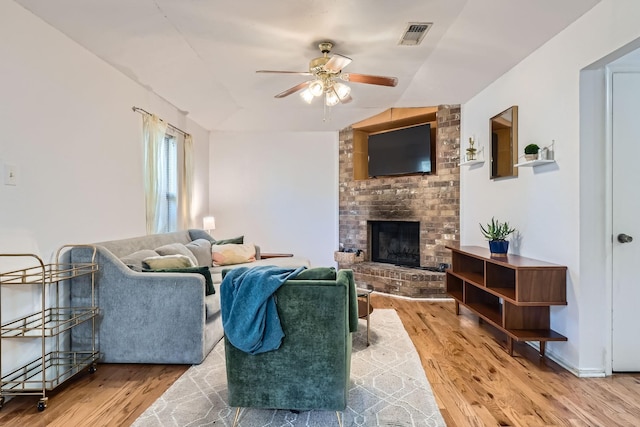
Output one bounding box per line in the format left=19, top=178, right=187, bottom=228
left=507, top=337, right=514, bottom=356
left=455, top=301, right=459, bottom=315
left=540, top=341, right=546, bottom=358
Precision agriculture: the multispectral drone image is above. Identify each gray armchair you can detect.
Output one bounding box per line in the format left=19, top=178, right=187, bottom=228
left=223, top=268, right=358, bottom=425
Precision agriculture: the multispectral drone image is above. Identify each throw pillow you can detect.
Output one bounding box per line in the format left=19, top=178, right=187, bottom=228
left=294, top=267, right=337, bottom=280
left=214, top=235, right=244, bottom=245
left=155, top=243, right=198, bottom=266
left=120, top=249, right=160, bottom=272
left=211, top=243, right=256, bottom=266
left=188, top=229, right=216, bottom=244
left=185, top=239, right=213, bottom=267
left=186, top=229, right=244, bottom=246
left=142, top=254, right=195, bottom=270
left=142, top=266, right=215, bottom=295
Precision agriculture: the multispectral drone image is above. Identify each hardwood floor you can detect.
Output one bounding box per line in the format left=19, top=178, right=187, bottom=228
left=0, top=363, right=187, bottom=426
left=373, top=295, right=640, bottom=427
left=1, top=294, right=639, bottom=426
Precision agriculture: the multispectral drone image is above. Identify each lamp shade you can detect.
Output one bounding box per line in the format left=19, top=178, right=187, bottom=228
left=300, top=88, right=314, bottom=104
left=203, top=216, right=216, bottom=231
left=309, top=79, right=324, bottom=97
left=334, top=82, right=351, bottom=100
left=325, top=89, right=340, bottom=106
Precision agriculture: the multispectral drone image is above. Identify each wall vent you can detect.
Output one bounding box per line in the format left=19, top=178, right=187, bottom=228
left=398, top=22, right=432, bottom=46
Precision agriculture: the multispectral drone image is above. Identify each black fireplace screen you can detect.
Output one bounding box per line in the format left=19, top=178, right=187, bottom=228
left=370, top=221, right=420, bottom=267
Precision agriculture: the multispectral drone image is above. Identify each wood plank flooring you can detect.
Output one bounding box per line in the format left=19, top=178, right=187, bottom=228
left=0, top=363, right=187, bottom=426
left=1, top=294, right=639, bottom=426
left=373, top=295, right=640, bottom=427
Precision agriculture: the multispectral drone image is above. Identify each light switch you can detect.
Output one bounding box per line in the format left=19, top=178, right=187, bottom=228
left=4, top=164, right=17, bottom=186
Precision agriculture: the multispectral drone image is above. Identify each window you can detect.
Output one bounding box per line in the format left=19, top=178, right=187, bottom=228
left=141, top=113, right=192, bottom=235
left=158, top=135, right=178, bottom=233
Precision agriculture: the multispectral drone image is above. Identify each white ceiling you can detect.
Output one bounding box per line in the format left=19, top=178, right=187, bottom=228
left=16, top=0, right=600, bottom=132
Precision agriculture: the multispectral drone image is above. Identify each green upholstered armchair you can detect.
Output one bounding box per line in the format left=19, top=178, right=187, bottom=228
left=224, top=268, right=358, bottom=425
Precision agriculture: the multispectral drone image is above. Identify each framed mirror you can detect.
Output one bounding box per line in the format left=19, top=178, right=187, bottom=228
left=490, top=105, right=518, bottom=179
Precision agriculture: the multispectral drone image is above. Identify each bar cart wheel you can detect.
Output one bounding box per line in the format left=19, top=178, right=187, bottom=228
left=89, top=364, right=97, bottom=374
left=37, top=398, right=47, bottom=411
left=0, top=396, right=5, bottom=409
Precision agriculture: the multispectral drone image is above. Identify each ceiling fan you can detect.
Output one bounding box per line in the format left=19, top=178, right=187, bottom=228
left=256, top=42, right=398, bottom=107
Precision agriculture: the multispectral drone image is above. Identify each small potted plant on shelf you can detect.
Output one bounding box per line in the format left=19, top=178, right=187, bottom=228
left=479, top=217, right=516, bottom=254
left=524, top=143, right=540, bottom=161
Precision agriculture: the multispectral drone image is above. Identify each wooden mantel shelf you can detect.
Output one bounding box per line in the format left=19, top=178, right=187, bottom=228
left=352, top=107, right=438, bottom=132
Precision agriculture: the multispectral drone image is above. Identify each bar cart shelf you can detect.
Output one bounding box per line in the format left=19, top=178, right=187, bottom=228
left=0, top=245, right=99, bottom=411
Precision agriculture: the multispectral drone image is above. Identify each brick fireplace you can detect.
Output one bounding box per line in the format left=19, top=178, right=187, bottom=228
left=337, top=105, right=460, bottom=298
left=370, top=220, right=420, bottom=267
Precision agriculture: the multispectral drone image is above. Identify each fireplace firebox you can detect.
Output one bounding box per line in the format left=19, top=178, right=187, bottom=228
left=370, top=221, right=420, bottom=267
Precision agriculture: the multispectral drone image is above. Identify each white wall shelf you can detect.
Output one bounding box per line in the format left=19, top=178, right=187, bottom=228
left=514, top=159, right=556, bottom=168
left=460, top=143, right=484, bottom=167
left=459, top=159, right=484, bottom=166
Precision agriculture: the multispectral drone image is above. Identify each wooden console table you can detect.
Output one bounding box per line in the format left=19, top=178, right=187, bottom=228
left=446, top=245, right=567, bottom=357
left=260, top=253, right=294, bottom=259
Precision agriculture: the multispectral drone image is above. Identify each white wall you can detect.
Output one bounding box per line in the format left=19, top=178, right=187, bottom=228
left=209, top=131, right=338, bottom=267
left=0, top=1, right=210, bottom=260
left=0, top=1, right=209, bottom=377
left=460, top=0, right=640, bottom=375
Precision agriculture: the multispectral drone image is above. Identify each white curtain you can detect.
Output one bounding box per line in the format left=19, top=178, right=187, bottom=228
left=143, top=114, right=168, bottom=235
left=180, top=134, right=194, bottom=229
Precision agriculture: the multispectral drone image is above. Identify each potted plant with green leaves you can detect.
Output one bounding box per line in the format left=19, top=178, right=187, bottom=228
left=524, top=143, right=540, bottom=161
left=480, top=217, right=516, bottom=254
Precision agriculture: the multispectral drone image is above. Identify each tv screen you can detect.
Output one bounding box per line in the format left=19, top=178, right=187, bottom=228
left=368, top=123, right=432, bottom=178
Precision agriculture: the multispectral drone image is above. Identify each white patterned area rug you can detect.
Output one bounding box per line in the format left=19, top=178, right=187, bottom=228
left=133, top=309, right=446, bottom=427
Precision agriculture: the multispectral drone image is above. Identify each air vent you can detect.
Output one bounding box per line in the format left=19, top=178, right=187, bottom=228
left=398, top=22, right=432, bottom=46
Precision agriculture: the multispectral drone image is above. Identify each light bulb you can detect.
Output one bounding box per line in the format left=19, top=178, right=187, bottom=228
left=333, top=82, right=351, bottom=100
left=325, top=90, right=340, bottom=106
left=309, top=80, right=324, bottom=97
left=300, top=88, right=314, bottom=104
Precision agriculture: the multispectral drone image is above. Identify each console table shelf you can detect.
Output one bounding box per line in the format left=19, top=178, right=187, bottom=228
left=446, top=245, right=567, bottom=358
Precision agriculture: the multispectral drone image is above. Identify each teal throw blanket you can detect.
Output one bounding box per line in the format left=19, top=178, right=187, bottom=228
left=221, top=265, right=305, bottom=354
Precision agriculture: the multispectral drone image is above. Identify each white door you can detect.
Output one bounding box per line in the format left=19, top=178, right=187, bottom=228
left=612, top=71, right=640, bottom=372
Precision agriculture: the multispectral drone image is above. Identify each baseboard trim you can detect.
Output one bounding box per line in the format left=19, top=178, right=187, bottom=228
left=370, top=291, right=452, bottom=302
left=376, top=294, right=609, bottom=378
left=526, top=342, right=606, bottom=378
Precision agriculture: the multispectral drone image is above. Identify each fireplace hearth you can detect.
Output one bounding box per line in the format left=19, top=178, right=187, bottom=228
left=370, top=220, right=420, bottom=267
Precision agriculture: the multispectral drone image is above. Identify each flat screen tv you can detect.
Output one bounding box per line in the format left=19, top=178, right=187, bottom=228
left=368, top=123, right=432, bottom=178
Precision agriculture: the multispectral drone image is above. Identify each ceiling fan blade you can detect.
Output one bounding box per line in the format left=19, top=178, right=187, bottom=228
left=324, top=54, right=352, bottom=73
left=342, top=73, right=398, bottom=87
left=257, top=70, right=312, bottom=76
left=275, top=81, right=311, bottom=98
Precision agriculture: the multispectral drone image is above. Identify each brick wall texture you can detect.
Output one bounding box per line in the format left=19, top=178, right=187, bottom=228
left=338, top=105, right=461, bottom=298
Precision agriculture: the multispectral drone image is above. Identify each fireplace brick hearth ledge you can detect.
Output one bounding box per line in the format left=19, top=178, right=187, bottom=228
left=337, top=105, right=460, bottom=298
left=348, top=262, right=446, bottom=298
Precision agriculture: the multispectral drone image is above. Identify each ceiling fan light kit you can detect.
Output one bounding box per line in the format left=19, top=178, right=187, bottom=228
left=300, top=78, right=352, bottom=106
left=258, top=41, right=397, bottom=115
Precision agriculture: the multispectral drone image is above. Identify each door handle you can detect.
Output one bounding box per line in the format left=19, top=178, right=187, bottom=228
left=618, top=233, right=634, bottom=243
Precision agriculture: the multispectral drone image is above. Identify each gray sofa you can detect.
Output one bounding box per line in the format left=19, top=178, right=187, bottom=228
left=68, top=230, right=310, bottom=365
